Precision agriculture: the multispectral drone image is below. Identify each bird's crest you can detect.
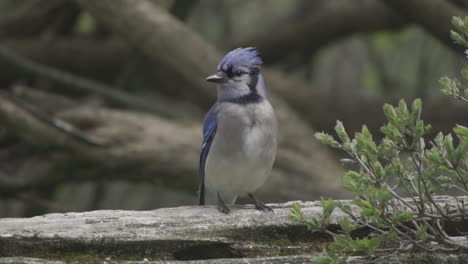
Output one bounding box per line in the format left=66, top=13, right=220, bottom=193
left=218, top=47, right=262, bottom=73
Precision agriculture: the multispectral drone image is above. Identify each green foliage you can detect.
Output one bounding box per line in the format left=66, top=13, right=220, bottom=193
left=440, top=17, right=468, bottom=103
left=291, top=16, right=468, bottom=263
left=370, top=32, right=395, bottom=52
left=74, top=12, right=96, bottom=34
left=362, top=64, right=380, bottom=93
left=454, top=125, right=468, bottom=137
left=305, top=97, right=467, bottom=262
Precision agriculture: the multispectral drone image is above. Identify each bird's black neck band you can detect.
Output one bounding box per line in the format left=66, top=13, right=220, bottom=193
left=222, top=92, right=263, bottom=105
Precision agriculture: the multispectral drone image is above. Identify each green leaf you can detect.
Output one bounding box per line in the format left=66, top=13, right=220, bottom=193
left=288, top=212, right=300, bottom=222
left=354, top=197, right=382, bottom=220
left=331, top=234, right=352, bottom=252
left=454, top=125, right=468, bottom=137
left=342, top=171, right=361, bottom=194
left=292, top=201, right=302, bottom=213
left=416, top=224, right=428, bottom=241
left=464, top=16, right=468, bottom=31
left=339, top=204, right=353, bottom=214
left=461, top=68, right=468, bottom=81
left=414, top=120, right=425, bottom=140
left=75, top=11, right=97, bottom=34
left=349, top=237, right=380, bottom=255
left=362, top=207, right=381, bottom=220
left=452, top=16, right=464, bottom=29
left=436, top=175, right=451, bottom=183
left=289, top=202, right=303, bottom=222
left=397, top=100, right=409, bottom=119
left=425, top=124, right=432, bottom=133
left=307, top=216, right=321, bottom=231
left=375, top=188, right=391, bottom=206
left=439, top=77, right=461, bottom=97
left=412, top=98, right=423, bottom=120
left=361, top=125, right=373, bottom=140
left=355, top=129, right=379, bottom=161
left=444, top=134, right=455, bottom=159
left=373, top=161, right=384, bottom=180
left=339, top=218, right=356, bottom=235
left=366, top=238, right=382, bottom=255
left=315, top=132, right=341, bottom=148
left=435, top=132, right=445, bottom=146
left=395, top=211, right=413, bottom=222
left=454, top=140, right=468, bottom=163
left=340, top=158, right=355, bottom=165
left=451, top=30, right=466, bottom=45
left=353, top=198, right=373, bottom=209
left=387, top=231, right=398, bottom=240
left=312, top=255, right=338, bottom=264
left=426, top=149, right=443, bottom=165
left=383, top=104, right=397, bottom=124
left=379, top=137, right=396, bottom=157
left=323, top=198, right=336, bottom=219
left=335, top=121, right=350, bottom=143
left=400, top=212, right=414, bottom=221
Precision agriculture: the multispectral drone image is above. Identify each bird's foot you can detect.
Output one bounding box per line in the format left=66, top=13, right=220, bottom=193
left=248, top=193, right=273, bottom=212
left=217, top=192, right=231, bottom=214
left=217, top=203, right=231, bottom=214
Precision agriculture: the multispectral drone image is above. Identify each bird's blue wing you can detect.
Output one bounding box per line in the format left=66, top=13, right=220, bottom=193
left=199, top=104, right=218, bottom=205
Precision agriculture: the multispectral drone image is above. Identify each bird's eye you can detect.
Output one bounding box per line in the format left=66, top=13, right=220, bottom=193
left=234, top=70, right=244, bottom=77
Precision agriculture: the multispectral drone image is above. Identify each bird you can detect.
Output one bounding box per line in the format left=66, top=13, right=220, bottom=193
left=198, top=47, right=278, bottom=214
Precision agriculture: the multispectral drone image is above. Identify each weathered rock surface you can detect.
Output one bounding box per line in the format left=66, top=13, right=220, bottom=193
left=0, top=197, right=467, bottom=263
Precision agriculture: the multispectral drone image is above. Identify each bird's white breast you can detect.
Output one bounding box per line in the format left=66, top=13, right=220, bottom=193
left=204, top=100, right=277, bottom=198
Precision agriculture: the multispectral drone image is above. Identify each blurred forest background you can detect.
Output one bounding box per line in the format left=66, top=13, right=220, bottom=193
left=0, top=0, right=467, bottom=217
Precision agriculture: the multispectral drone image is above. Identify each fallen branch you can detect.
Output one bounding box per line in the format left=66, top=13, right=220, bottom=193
left=236, top=0, right=408, bottom=64
left=170, top=0, right=200, bottom=21
left=0, top=0, right=67, bottom=37
left=0, top=92, right=344, bottom=201
left=0, top=38, right=131, bottom=85
left=76, top=0, right=468, bottom=140
left=382, top=0, right=467, bottom=54
left=0, top=196, right=466, bottom=263
left=0, top=46, right=170, bottom=116
left=0, top=38, right=466, bottom=136
left=0, top=93, right=105, bottom=153
left=0, top=92, right=102, bottom=147
left=77, top=0, right=347, bottom=195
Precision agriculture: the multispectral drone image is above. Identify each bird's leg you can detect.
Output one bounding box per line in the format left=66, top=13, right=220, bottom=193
left=217, top=192, right=231, bottom=214
left=248, top=193, right=273, bottom=212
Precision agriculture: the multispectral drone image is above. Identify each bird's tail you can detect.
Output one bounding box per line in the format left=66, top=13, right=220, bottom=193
left=198, top=182, right=205, bottom=205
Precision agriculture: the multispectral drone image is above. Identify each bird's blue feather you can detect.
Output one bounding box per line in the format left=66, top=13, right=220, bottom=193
left=218, top=47, right=262, bottom=73
left=198, top=104, right=218, bottom=205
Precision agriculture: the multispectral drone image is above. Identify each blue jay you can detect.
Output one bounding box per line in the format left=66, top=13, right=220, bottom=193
left=199, top=47, right=278, bottom=213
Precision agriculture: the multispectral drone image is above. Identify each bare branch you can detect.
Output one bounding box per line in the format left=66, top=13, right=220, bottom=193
left=382, top=0, right=467, bottom=54
left=170, top=0, right=200, bottom=21
left=0, top=92, right=105, bottom=151
left=236, top=0, right=408, bottom=64
left=0, top=91, right=343, bottom=201
left=0, top=45, right=186, bottom=118
left=77, top=0, right=348, bottom=195
left=0, top=38, right=131, bottom=85
left=0, top=38, right=466, bottom=136
left=0, top=0, right=75, bottom=37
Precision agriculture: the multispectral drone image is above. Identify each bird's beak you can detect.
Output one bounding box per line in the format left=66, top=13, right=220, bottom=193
left=205, top=74, right=225, bottom=83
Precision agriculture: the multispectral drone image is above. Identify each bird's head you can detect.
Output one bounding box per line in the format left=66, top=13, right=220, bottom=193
left=206, top=47, right=266, bottom=101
